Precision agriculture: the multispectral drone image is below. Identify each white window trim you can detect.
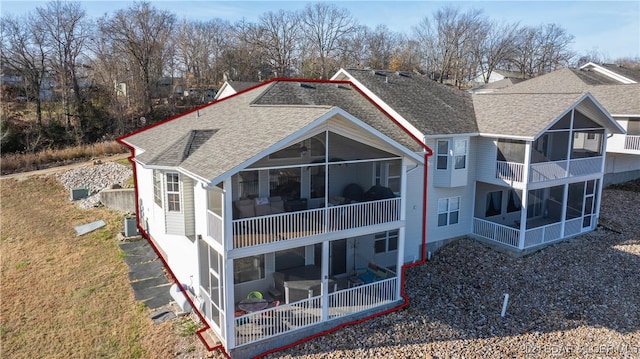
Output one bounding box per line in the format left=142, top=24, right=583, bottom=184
left=153, top=170, right=163, bottom=208
left=437, top=196, right=460, bottom=227
left=374, top=230, right=399, bottom=253
left=436, top=140, right=449, bottom=170
left=453, top=138, right=467, bottom=170
left=166, top=172, right=181, bottom=212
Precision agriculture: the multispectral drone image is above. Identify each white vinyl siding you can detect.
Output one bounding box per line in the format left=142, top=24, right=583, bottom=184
left=475, top=137, right=502, bottom=184
left=183, top=177, right=195, bottom=237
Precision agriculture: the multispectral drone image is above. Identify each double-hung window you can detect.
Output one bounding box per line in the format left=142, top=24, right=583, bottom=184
left=153, top=170, right=163, bottom=207
left=436, top=140, right=448, bottom=170
left=454, top=139, right=467, bottom=169
left=437, top=197, right=460, bottom=227
left=166, top=173, right=180, bottom=212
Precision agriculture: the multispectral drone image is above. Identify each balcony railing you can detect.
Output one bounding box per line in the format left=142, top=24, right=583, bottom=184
left=496, top=156, right=603, bottom=184
left=234, top=277, right=398, bottom=347
left=624, top=135, right=640, bottom=150
left=472, top=217, right=519, bottom=248
left=473, top=216, right=595, bottom=250
left=496, top=161, right=524, bottom=182
left=231, top=198, right=401, bottom=248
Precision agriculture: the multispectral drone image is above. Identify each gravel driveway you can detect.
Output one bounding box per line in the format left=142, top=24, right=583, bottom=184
left=263, top=183, right=640, bottom=359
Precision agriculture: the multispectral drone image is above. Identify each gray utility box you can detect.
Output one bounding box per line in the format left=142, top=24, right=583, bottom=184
left=70, top=188, right=89, bottom=201
left=124, top=216, right=139, bottom=237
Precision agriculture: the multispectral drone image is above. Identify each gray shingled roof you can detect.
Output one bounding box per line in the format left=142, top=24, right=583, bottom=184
left=227, top=81, right=261, bottom=93
left=122, top=84, right=335, bottom=181
left=121, top=80, right=423, bottom=182
left=600, top=64, right=640, bottom=82
left=498, top=68, right=640, bottom=115
left=253, top=81, right=421, bottom=151
left=473, top=93, right=585, bottom=138
left=589, top=84, right=640, bottom=115
left=343, top=69, right=478, bottom=135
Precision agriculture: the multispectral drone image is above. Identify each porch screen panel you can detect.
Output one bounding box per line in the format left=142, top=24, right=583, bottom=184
left=497, top=139, right=525, bottom=163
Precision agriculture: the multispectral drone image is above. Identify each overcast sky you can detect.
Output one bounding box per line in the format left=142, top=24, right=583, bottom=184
left=2, top=0, right=639, bottom=60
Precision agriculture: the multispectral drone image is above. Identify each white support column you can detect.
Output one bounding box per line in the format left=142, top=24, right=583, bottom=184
left=223, top=178, right=233, bottom=249
left=222, top=176, right=235, bottom=348
left=223, top=255, right=235, bottom=349
left=321, top=241, right=330, bottom=321
left=396, top=227, right=405, bottom=299
left=518, top=142, right=532, bottom=249
left=560, top=183, right=569, bottom=238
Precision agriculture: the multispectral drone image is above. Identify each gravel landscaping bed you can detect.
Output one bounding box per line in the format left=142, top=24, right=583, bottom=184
left=263, top=183, right=640, bottom=359
left=54, top=161, right=133, bottom=209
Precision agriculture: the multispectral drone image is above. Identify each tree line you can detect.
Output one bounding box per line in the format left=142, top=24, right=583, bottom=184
left=0, top=1, right=633, bottom=154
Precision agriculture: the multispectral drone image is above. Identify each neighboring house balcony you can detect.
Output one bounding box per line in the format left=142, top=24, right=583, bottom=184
left=493, top=128, right=605, bottom=185
left=496, top=156, right=604, bottom=183
left=472, top=178, right=600, bottom=250
left=606, top=133, right=640, bottom=153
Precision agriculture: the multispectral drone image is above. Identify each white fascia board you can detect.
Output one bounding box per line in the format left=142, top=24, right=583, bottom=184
left=580, top=92, right=626, bottom=134
left=334, top=108, right=425, bottom=164
left=610, top=114, right=640, bottom=118
left=423, top=132, right=479, bottom=139
left=478, top=133, right=534, bottom=141
left=331, top=69, right=425, bottom=142
left=579, top=62, right=636, bottom=84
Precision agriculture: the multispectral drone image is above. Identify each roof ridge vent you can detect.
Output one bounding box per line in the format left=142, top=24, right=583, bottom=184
left=374, top=70, right=386, bottom=76
left=396, top=71, right=411, bottom=78
left=299, top=82, right=315, bottom=89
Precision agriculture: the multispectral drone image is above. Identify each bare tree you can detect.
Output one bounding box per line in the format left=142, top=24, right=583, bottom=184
left=256, top=10, right=301, bottom=78
left=98, top=1, right=176, bottom=119
left=1, top=14, right=47, bottom=127
left=510, top=23, right=575, bottom=77
left=365, top=25, right=402, bottom=70
left=472, top=20, right=520, bottom=83
left=221, top=19, right=269, bottom=81
left=414, top=6, right=485, bottom=86
left=174, top=18, right=230, bottom=93
left=338, top=24, right=370, bottom=69
left=35, top=0, right=89, bottom=139
left=300, top=3, right=357, bottom=79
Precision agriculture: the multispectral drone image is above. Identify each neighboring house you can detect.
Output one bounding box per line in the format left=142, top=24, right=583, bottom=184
left=213, top=81, right=261, bottom=101
left=471, top=69, right=527, bottom=85
left=333, top=69, right=624, bottom=253
left=468, top=77, right=526, bottom=94
left=119, top=79, right=428, bottom=358
left=497, top=63, right=640, bottom=185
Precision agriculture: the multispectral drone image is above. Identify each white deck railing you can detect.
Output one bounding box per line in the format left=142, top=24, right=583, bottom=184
left=475, top=216, right=596, bottom=250
left=472, top=217, right=519, bottom=248
left=232, top=198, right=401, bottom=248
left=530, top=161, right=567, bottom=182
left=497, top=157, right=603, bottom=184
left=234, top=277, right=398, bottom=347
left=207, top=210, right=223, bottom=245
left=624, top=135, right=640, bottom=150
left=567, top=156, right=603, bottom=177
left=496, top=161, right=524, bottom=182
left=523, top=221, right=562, bottom=247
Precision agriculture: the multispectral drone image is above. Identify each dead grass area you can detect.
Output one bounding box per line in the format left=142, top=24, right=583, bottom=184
left=0, top=176, right=208, bottom=358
